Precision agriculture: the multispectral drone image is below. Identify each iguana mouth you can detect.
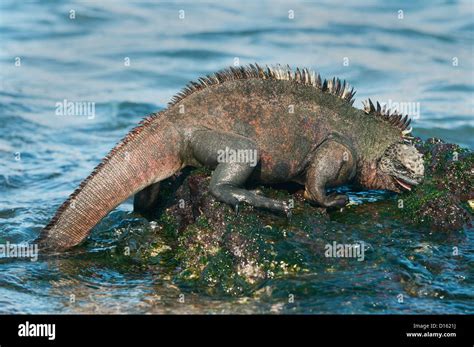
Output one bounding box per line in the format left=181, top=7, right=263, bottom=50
left=394, top=177, right=413, bottom=191
left=393, top=174, right=421, bottom=191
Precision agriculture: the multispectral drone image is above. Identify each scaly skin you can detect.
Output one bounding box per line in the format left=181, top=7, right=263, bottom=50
left=38, top=118, right=184, bottom=250
left=38, top=64, right=416, bottom=251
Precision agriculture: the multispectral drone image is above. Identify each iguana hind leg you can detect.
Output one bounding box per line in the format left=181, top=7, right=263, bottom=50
left=210, top=162, right=289, bottom=213
left=191, top=129, right=289, bottom=214
left=134, top=182, right=160, bottom=216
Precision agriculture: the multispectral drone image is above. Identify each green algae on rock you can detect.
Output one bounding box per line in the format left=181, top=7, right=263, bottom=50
left=399, top=138, right=473, bottom=231
left=142, top=170, right=328, bottom=295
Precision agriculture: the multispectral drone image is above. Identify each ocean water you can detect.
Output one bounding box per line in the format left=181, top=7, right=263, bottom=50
left=0, top=0, right=472, bottom=314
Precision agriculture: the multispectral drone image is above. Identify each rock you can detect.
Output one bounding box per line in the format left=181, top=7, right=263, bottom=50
left=404, top=138, right=473, bottom=231
left=414, top=193, right=471, bottom=231
left=147, top=168, right=328, bottom=295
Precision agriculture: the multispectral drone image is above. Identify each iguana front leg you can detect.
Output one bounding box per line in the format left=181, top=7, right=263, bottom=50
left=304, top=138, right=357, bottom=208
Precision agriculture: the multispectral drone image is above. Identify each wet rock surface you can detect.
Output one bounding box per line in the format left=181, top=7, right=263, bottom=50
left=402, top=138, right=473, bottom=231
left=139, top=168, right=329, bottom=295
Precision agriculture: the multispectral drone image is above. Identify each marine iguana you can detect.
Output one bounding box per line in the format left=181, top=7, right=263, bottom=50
left=38, top=64, right=424, bottom=250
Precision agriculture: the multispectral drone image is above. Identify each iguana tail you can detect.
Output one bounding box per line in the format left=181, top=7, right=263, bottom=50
left=37, top=114, right=183, bottom=251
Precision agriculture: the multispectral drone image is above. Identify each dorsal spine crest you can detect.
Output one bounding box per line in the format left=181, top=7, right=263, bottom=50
left=169, top=63, right=356, bottom=107
left=362, top=98, right=413, bottom=135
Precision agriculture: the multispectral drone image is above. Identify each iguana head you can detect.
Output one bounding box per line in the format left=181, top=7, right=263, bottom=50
left=376, top=142, right=424, bottom=192
left=356, top=99, right=424, bottom=193
left=357, top=142, right=424, bottom=192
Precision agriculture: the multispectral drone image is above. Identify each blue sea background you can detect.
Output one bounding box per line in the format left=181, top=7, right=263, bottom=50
left=0, top=0, right=472, bottom=313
